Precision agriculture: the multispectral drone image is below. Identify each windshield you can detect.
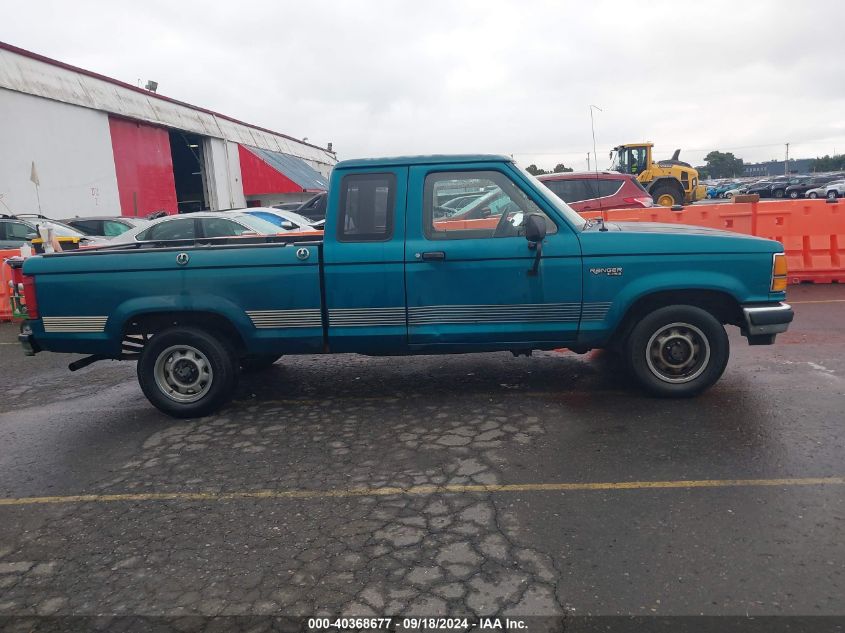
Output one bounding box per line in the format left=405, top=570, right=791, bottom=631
left=33, top=220, right=85, bottom=237
left=278, top=210, right=318, bottom=227
left=516, top=165, right=587, bottom=229
left=234, top=214, right=297, bottom=234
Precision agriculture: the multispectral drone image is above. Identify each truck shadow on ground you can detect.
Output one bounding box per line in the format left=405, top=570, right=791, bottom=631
left=232, top=350, right=635, bottom=404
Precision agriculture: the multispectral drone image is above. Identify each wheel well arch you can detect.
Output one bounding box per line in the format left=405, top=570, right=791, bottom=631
left=121, top=311, right=246, bottom=355
left=610, top=289, right=744, bottom=349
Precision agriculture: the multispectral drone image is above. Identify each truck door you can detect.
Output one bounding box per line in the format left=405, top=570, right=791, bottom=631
left=323, top=167, right=408, bottom=353
left=404, top=162, right=582, bottom=350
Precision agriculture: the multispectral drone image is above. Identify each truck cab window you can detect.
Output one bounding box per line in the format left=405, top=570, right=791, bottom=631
left=338, top=173, right=395, bottom=242
left=425, top=171, right=557, bottom=240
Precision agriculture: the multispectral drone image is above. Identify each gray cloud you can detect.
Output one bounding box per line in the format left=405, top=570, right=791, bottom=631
left=4, top=0, right=845, bottom=170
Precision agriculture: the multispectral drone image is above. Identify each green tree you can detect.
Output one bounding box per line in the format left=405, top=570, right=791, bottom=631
left=810, top=154, right=845, bottom=172
left=704, top=151, right=744, bottom=178
left=553, top=163, right=573, bottom=173
left=525, top=164, right=548, bottom=176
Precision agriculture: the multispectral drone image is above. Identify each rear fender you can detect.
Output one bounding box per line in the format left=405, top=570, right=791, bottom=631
left=110, top=295, right=253, bottom=354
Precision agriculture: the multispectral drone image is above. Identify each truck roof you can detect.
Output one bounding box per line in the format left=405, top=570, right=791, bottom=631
left=335, top=154, right=512, bottom=169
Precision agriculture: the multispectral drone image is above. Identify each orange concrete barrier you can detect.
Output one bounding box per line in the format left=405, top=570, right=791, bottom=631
left=0, top=248, right=21, bottom=322
left=582, top=199, right=845, bottom=284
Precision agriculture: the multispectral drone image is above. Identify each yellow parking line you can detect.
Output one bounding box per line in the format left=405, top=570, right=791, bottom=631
left=0, top=477, right=842, bottom=507
left=790, top=299, right=845, bottom=304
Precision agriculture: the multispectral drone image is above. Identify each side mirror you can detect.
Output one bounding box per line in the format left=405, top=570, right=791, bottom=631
left=26, top=232, right=38, bottom=240
left=524, top=213, right=547, bottom=243
left=280, top=220, right=297, bottom=230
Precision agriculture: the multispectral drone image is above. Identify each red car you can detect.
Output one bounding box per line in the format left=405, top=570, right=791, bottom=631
left=538, top=171, right=654, bottom=212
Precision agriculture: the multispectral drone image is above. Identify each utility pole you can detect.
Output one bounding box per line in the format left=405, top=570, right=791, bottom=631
left=785, top=142, right=790, bottom=176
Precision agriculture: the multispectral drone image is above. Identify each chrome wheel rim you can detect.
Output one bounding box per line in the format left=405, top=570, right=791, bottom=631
left=154, top=345, right=214, bottom=403
left=645, top=322, right=710, bottom=384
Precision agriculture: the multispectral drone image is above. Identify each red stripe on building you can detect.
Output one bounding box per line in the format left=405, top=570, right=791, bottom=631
left=109, top=117, right=178, bottom=217
left=238, top=145, right=303, bottom=196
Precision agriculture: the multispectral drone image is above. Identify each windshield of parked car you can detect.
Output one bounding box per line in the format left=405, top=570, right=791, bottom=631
left=516, top=165, right=587, bottom=229
left=231, top=214, right=293, bottom=234
left=33, top=220, right=85, bottom=237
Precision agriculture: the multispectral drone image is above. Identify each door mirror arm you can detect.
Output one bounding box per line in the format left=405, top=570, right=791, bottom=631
left=524, top=213, right=547, bottom=276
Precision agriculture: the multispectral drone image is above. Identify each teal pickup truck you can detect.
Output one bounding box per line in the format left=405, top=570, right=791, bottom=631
left=16, top=155, right=793, bottom=417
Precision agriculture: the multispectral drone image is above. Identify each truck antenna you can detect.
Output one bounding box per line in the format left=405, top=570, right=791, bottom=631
left=589, top=105, right=607, bottom=230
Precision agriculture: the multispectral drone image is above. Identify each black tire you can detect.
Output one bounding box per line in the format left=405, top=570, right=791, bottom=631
left=774, top=189, right=784, bottom=198
left=650, top=183, right=684, bottom=207
left=789, top=190, right=799, bottom=199
left=137, top=327, right=238, bottom=418
left=625, top=305, right=729, bottom=398
left=809, top=192, right=818, bottom=199
left=241, top=354, right=282, bottom=372
left=827, top=190, right=838, bottom=200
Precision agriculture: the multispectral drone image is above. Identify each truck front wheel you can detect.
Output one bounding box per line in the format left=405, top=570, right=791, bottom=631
left=625, top=306, right=729, bottom=398
left=138, top=327, right=238, bottom=418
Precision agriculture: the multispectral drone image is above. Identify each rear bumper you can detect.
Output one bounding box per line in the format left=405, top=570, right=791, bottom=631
left=741, top=302, right=794, bottom=337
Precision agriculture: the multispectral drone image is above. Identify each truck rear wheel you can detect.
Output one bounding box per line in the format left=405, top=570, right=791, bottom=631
left=138, top=327, right=238, bottom=418
left=625, top=305, right=729, bottom=398
left=651, top=183, right=683, bottom=207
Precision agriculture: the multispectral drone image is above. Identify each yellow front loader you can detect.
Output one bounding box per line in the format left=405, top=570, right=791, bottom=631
left=611, top=142, right=707, bottom=206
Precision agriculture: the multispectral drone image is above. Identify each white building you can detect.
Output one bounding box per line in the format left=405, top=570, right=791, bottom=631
left=0, top=41, right=336, bottom=219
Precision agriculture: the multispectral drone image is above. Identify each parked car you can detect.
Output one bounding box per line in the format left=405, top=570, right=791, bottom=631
left=824, top=181, right=845, bottom=199
left=236, top=207, right=323, bottom=232
left=745, top=181, right=776, bottom=197
left=538, top=171, right=654, bottom=212
left=806, top=180, right=845, bottom=199
left=706, top=182, right=741, bottom=199
left=723, top=185, right=749, bottom=199
left=294, top=193, right=328, bottom=222
left=102, top=212, right=289, bottom=245
left=784, top=176, right=835, bottom=199
left=272, top=202, right=305, bottom=211
left=60, top=216, right=148, bottom=237
left=440, top=193, right=484, bottom=211
left=770, top=177, right=814, bottom=199
left=17, top=154, right=793, bottom=417
left=0, top=214, right=87, bottom=249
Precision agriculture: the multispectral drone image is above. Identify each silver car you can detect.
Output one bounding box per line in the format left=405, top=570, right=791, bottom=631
left=103, top=212, right=287, bottom=245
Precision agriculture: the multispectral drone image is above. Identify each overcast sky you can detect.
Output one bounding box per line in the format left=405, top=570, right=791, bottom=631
left=4, top=0, right=845, bottom=171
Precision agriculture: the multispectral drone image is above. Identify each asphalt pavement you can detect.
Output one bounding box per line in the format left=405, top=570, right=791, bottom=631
left=0, top=285, right=843, bottom=627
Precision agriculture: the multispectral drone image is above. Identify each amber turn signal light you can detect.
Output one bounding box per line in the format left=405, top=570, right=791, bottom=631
left=771, top=253, right=788, bottom=291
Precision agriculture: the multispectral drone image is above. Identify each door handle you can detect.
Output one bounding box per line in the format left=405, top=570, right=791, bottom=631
left=420, top=251, right=446, bottom=261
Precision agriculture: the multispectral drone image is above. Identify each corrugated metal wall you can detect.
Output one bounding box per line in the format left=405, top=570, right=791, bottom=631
left=0, top=89, right=121, bottom=217
left=108, top=117, right=178, bottom=217
left=0, top=44, right=337, bottom=177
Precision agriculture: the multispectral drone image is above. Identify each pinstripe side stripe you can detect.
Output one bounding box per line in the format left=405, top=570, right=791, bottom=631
left=246, top=309, right=322, bottom=329
left=42, top=316, right=108, bottom=333
left=408, top=302, right=612, bottom=325
left=244, top=302, right=613, bottom=329
left=329, top=307, right=405, bottom=327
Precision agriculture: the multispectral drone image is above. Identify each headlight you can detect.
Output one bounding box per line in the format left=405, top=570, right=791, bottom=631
left=771, top=253, right=788, bottom=292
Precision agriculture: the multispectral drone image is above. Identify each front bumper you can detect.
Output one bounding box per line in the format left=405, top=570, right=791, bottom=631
left=741, top=302, right=794, bottom=339
left=18, top=320, right=39, bottom=356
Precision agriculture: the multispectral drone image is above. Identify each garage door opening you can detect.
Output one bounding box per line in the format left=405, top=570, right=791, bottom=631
left=169, top=131, right=208, bottom=213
